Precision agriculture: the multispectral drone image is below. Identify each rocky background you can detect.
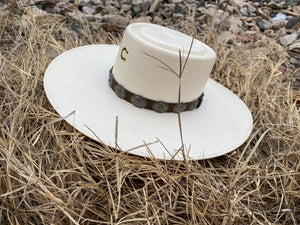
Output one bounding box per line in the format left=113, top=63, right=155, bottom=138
left=0, top=0, right=300, bottom=89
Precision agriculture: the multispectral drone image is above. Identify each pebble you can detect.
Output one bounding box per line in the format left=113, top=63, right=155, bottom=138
left=279, top=33, right=299, bottom=46
left=139, top=1, right=151, bottom=12
left=286, top=17, right=300, bottom=29
left=272, top=12, right=287, bottom=22
left=82, top=6, right=95, bottom=15
left=103, top=6, right=119, bottom=14
left=149, top=0, right=160, bottom=13
left=248, top=4, right=256, bottom=14
left=272, top=20, right=286, bottom=30
left=240, top=7, right=248, bottom=16
left=174, top=4, right=186, bottom=14
left=257, top=20, right=271, bottom=31
left=122, top=4, right=132, bottom=12
left=6, top=0, right=300, bottom=89
left=102, top=14, right=129, bottom=29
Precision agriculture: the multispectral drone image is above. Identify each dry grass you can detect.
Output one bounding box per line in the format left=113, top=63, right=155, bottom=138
left=0, top=6, right=300, bottom=225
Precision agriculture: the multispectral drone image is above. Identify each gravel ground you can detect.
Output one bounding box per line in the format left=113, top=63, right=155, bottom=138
left=1, top=0, right=300, bottom=89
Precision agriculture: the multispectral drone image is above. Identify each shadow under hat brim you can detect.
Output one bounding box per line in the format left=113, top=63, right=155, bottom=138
left=44, top=45, right=253, bottom=160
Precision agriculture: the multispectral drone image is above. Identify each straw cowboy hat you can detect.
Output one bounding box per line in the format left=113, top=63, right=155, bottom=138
left=44, top=23, right=253, bottom=160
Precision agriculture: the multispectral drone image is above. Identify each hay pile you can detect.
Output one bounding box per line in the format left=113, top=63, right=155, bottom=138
left=0, top=8, right=299, bottom=225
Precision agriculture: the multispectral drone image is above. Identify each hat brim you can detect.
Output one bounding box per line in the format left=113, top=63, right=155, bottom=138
left=44, top=45, right=253, bottom=160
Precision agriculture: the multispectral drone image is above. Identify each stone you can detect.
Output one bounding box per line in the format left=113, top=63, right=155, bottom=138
left=219, top=3, right=227, bottom=11
left=149, top=0, right=160, bottom=13
left=139, top=1, right=151, bottom=12
left=261, top=7, right=271, bottom=17
left=132, top=6, right=141, bottom=14
left=279, top=33, right=299, bottom=46
left=45, top=7, right=54, bottom=14
left=90, top=0, right=102, bottom=4
left=197, top=0, right=205, bottom=7
left=60, top=27, right=78, bottom=40
left=78, top=0, right=89, bottom=8
left=216, top=31, right=235, bottom=43
left=230, top=0, right=245, bottom=8
left=82, top=6, right=95, bottom=14
left=272, top=12, right=287, bottom=22
left=174, top=4, right=186, bottom=14
left=122, top=4, right=132, bottom=12
left=102, top=14, right=129, bottom=29
left=286, top=17, right=300, bottom=29
left=228, top=15, right=242, bottom=33
left=31, top=5, right=49, bottom=17
left=103, top=5, right=119, bottom=14
left=272, top=20, right=286, bottom=30
left=248, top=4, right=256, bottom=14
left=257, top=20, right=271, bottom=31
left=160, top=10, right=171, bottom=19
left=89, top=21, right=105, bottom=31
left=132, top=16, right=151, bottom=23
left=219, top=19, right=231, bottom=30
left=266, top=1, right=283, bottom=10
left=226, top=5, right=235, bottom=14
left=240, top=7, right=248, bottom=16
left=197, top=6, right=216, bottom=17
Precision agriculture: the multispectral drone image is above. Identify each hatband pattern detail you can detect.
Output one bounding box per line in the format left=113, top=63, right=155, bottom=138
left=109, top=67, right=204, bottom=113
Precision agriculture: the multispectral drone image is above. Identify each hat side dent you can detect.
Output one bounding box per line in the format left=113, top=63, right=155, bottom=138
left=112, top=23, right=216, bottom=103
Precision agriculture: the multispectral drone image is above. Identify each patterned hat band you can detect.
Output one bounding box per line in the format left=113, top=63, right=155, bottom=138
left=109, top=67, right=204, bottom=113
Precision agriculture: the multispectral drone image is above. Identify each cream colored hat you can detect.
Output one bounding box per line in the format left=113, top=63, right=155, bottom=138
left=44, top=23, right=253, bottom=160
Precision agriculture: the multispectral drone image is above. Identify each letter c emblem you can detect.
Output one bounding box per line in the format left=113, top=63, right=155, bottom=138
left=121, top=47, right=128, bottom=61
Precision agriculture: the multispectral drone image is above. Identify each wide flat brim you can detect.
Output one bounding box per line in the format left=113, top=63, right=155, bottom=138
left=44, top=45, right=253, bottom=160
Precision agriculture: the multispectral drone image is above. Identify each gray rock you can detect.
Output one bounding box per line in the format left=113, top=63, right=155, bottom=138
left=122, top=4, right=132, bottom=12
left=272, top=20, right=286, bottom=30
left=272, top=12, right=287, bottom=22
left=89, top=0, right=102, bottom=4
left=160, top=10, right=171, bottom=19
left=132, top=6, right=141, bottom=14
left=104, top=5, right=119, bottom=14
left=240, top=7, right=248, bottom=16
left=257, top=20, right=271, bottom=31
left=286, top=17, right=300, bottom=29
left=89, top=21, right=105, bottom=30
left=82, top=6, right=95, bottom=15
left=219, top=3, right=227, bottom=11
left=102, top=14, right=129, bottom=29
left=78, top=0, right=89, bottom=8
left=248, top=5, right=256, bottom=14
left=149, top=0, right=160, bottom=13
left=139, top=1, right=151, bottom=12
left=174, top=4, right=186, bottom=14
left=61, top=27, right=78, bottom=40
left=279, top=33, right=299, bottom=46
left=197, top=6, right=216, bottom=17
left=132, top=16, right=152, bottom=23
left=197, top=0, right=205, bottom=7
left=228, top=16, right=242, bottom=33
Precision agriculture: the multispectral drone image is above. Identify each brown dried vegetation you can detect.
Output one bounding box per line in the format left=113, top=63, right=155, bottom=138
left=0, top=7, right=299, bottom=225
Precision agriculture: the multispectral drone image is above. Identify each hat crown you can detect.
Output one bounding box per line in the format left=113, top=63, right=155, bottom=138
left=112, top=23, right=216, bottom=103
